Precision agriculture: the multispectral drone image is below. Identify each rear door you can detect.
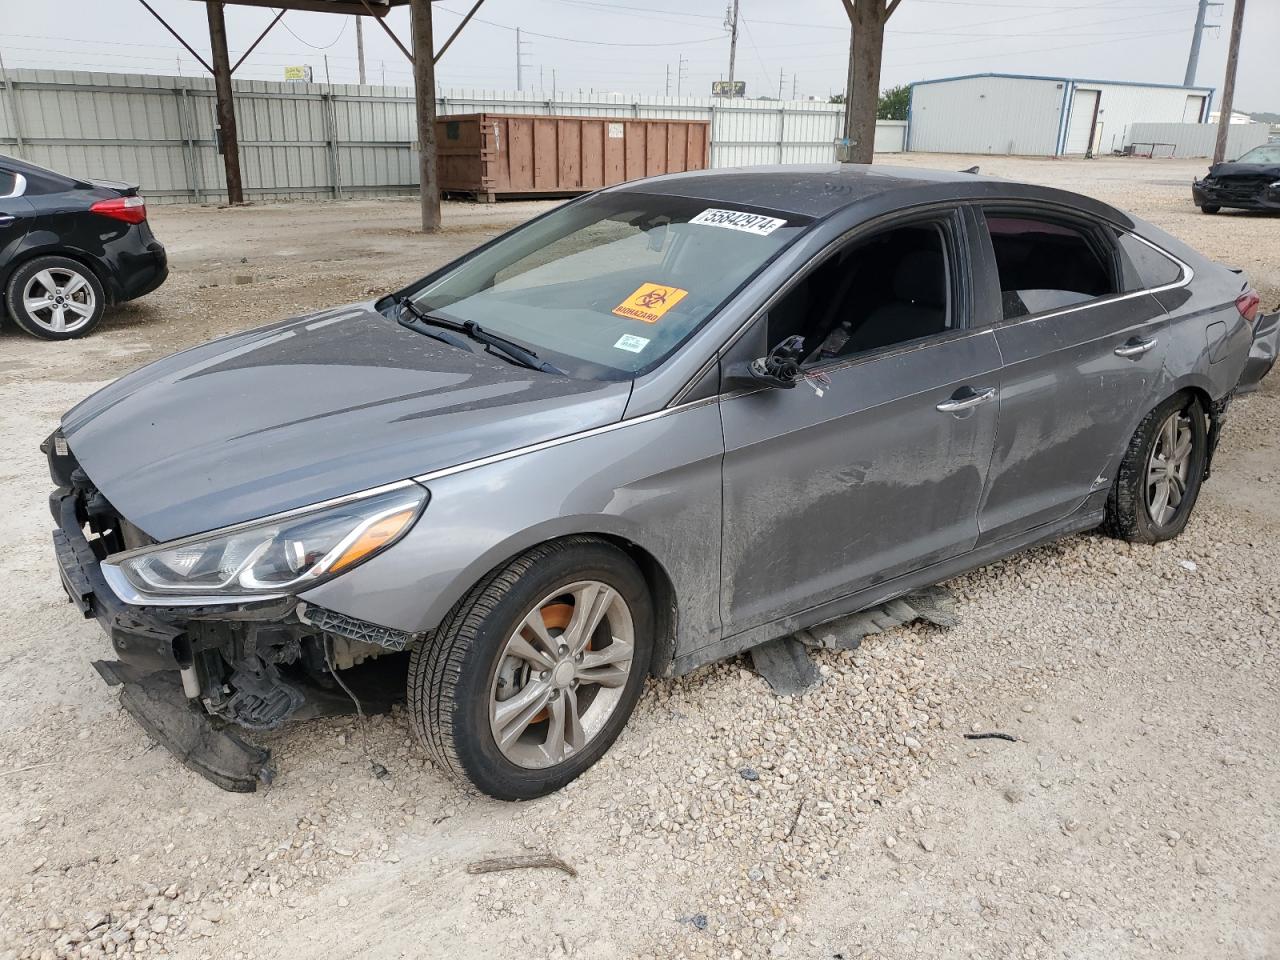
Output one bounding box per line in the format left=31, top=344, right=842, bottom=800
left=718, top=208, right=1002, bottom=636
left=973, top=204, right=1173, bottom=545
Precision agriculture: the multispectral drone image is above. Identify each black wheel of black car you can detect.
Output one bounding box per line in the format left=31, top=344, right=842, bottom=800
left=5, top=256, right=106, bottom=340
left=1104, top=392, right=1208, bottom=544
left=408, top=537, right=653, bottom=800
left=1200, top=204, right=1221, bottom=215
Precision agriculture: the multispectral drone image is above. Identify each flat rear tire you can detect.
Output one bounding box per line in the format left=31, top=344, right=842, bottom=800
left=1104, top=393, right=1208, bottom=544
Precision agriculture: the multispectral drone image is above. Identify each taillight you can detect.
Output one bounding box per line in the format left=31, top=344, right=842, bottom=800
left=89, top=195, right=146, bottom=225
left=1236, top=289, right=1261, bottom=324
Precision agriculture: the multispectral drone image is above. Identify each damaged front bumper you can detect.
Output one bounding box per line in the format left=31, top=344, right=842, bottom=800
left=47, top=445, right=417, bottom=791
left=1193, top=178, right=1280, bottom=212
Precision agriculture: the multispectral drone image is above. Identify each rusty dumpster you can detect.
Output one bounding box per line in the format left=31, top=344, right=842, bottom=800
left=435, top=113, right=711, bottom=201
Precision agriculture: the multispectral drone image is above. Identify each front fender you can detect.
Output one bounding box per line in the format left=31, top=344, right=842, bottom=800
left=299, top=400, right=726, bottom=661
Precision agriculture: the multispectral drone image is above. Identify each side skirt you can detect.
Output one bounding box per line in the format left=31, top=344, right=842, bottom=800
left=671, top=505, right=1107, bottom=677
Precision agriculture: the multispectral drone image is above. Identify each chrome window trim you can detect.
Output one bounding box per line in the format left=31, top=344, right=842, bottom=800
left=671, top=201, right=969, bottom=406
left=0, top=172, right=27, bottom=200
left=988, top=234, right=1193, bottom=331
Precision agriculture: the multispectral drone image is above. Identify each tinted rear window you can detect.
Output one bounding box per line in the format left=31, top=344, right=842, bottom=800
left=984, top=213, right=1116, bottom=319
left=1115, top=231, right=1183, bottom=291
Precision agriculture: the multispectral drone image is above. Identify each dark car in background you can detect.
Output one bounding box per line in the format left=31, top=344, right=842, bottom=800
left=0, top=155, right=167, bottom=340
left=1193, top=144, right=1280, bottom=215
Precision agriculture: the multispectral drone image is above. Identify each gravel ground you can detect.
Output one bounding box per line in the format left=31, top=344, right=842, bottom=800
left=0, top=155, right=1277, bottom=960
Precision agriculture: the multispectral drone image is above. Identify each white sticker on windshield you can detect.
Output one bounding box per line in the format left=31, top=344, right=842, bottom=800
left=614, top=334, right=650, bottom=353
left=689, top=208, right=788, bottom=237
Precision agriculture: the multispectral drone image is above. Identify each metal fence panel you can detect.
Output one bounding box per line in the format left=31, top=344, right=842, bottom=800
left=0, top=69, right=906, bottom=204
left=1127, top=121, right=1270, bottom=159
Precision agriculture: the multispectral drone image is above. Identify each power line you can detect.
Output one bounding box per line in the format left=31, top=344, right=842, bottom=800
left=277, top=13, right=350, bottom=50
left=435, top=4, right=727, bottom=46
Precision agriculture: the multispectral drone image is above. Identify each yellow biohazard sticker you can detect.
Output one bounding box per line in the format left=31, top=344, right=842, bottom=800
left=612, top=282, right=689, bottom=324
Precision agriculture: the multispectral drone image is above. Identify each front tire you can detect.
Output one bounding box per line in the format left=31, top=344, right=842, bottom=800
left=1104, top=393, right=1208, bottom=544
left=5, top=256, right=106, bottom=340
left=408, top=537, right=653, bottom=800
left=1200, top=204, right=1221, bottom=215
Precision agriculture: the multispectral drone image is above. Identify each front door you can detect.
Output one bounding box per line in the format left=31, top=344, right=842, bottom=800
left=973, top=207, right=1171, bottom=545
left=718, top=211, right=1002, bottom=636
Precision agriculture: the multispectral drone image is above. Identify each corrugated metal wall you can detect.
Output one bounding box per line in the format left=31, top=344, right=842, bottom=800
left=908, top=76, right=1065, bottom=156
left=0, top=69, right=906, bottom=204
left=909, top=75, right=1216, bottom=158
left=1074, top=83, right=1213, bottom=155
left=1127, top=121, right=1270, bottom=159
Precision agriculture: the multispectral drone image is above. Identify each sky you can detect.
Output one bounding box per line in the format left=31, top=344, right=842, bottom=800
left=4, top=0, right=1277, bottom=112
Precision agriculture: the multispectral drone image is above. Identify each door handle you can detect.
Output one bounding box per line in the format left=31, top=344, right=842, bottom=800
left=1114, top=336, right=1157, bottom=358
left=0, top=215, right=14, bottom=227
left=936, top=386, right=996, bottom=413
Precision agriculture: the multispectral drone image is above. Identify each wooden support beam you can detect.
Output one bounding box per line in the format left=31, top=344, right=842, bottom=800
left=434, top=0, right=486, bottom=64
left=232, top=7, right=287, bottom=74
left=411, top=0, right=440, bottom=231
left=360, top=0, right=416, bottom=63
left=137, top=0, right=213, bottom=73
left=206, top=1, right=245, bottom=205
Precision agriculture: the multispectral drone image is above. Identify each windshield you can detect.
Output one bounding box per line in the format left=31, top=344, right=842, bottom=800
left=1235, top=144, right=1280, bottom=164
left=404, top=192, right=811, bottom=379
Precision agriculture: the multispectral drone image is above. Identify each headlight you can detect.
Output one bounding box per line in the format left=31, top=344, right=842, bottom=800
left=106, top=485, right=427, bottom=599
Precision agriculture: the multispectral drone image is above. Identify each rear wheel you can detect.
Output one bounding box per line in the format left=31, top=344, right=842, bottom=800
left=1104, top=393, right=1208, bottom=543
left=5, top=256, right=106, bottom=340
left=408, top=537, right=653, bottom=800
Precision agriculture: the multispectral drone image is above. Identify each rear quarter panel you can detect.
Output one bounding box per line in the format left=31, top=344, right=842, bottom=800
left=1141, top=220, right=1252, bottom=401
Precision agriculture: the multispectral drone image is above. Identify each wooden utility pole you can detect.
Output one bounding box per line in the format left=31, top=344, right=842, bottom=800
left=726, top=0, right=739, bottom=92
left=355, top=14, right=367, bottom=84
left=1212, top=0, right=1246, bottom=165
left=840, top=0, right=902, bottom=164
left=411, top=0, right=441, bottom=232
left=206, top=1, right=244, bottom=205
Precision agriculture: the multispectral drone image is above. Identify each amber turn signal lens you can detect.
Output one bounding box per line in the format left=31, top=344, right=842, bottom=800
left=328, top=508, right=417, bottom=573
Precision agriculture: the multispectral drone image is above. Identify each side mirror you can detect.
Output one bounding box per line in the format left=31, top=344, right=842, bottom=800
left=728, top=334, right=806, bottom=389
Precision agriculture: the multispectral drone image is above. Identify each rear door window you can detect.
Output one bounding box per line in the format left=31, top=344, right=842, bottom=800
left=983, top=212, right=1118, bottom=319
left=1115, top=231, right=1184, bottom=291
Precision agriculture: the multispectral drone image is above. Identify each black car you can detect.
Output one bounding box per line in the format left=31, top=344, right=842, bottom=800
left=1192, top=143, right=1280, bottom=215
left=0, top=155, right=167, bottom=340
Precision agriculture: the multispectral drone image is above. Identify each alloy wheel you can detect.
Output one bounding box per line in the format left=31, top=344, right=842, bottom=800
left=22, top=267, right=97, bottom=334
left=489, top=580, right=635, bottom=770
left=1146, top=408, right=1194, bottom=526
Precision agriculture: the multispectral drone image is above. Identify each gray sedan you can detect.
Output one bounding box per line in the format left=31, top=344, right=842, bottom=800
left=45, top=165, right=1277, bottom=798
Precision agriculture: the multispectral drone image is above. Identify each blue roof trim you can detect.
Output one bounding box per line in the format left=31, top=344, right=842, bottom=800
left=910, top=72, right=1213, bottom=95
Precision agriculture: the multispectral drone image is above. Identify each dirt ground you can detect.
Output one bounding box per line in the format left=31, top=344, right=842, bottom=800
left=1, top=155, right=1277, bottom=960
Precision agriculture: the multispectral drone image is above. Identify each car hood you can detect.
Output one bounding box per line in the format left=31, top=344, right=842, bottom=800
left=1208, top=161, right=1280, bottom=179
left=61, top=303, right=632, bottom=541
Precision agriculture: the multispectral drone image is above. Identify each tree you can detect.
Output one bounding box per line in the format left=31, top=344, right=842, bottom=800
left=877, top=84, right=910, bottom=121
left=829, top=93, right=846, bottom=104
left=839, top=0, right=904, bottom=164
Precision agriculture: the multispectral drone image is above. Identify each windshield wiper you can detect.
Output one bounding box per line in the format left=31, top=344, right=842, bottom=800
left=396, top=296, right=564, bottom=376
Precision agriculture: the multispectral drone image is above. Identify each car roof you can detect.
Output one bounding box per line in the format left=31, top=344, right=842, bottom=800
left=612, top=163, right=1129, bottom=224
left=0, top=153, right=80, bottom=184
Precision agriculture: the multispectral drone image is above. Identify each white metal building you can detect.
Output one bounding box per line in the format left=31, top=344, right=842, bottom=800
left=907, top=73, right=1215, bottom=157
